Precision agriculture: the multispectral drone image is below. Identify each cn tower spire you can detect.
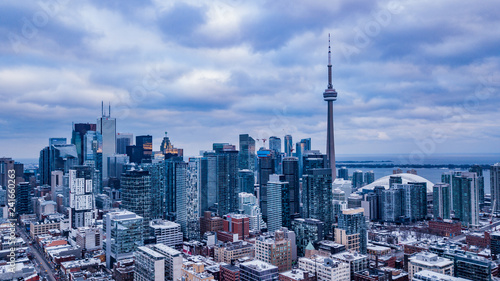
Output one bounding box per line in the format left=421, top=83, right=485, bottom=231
left=323, top=34, right=338, bottom=180
left=328, top=33, right=333, bottom=89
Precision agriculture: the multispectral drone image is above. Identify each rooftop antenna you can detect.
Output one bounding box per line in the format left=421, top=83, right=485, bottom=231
left=109, top=102, right=111, bottom=117
left=101, top=101, right=104, bottom=117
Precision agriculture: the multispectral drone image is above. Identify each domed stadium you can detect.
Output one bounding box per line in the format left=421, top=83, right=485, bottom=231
left=361, top=173, right=435, bottom=193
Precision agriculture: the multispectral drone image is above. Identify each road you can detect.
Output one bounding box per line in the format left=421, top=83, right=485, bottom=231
left=17, top=225, right=58, bottom=281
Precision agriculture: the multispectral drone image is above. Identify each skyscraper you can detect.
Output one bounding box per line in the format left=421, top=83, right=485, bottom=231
left=269, top=136, right=282, bottom=174
left=302, top=168, right=333, bottom=229
left=200, top=151, right=217, bottom=213
left=69, top=166, right=95, bottom=228
left=121, top=169, right=152, bottom=238
left=104, top=210, right=144, bottom=268
left=71, top=123, right=96, bottom=165
left=283, top=157, right=300, bottom=220
left=257, top=149, right=275, bottom=221
left=136, top=135, right=153, bottom=164
left=284, top=135, right=293, bottom=157
left=452, top=172, right=479, bottom=227
left=239, top=134, right=256, bottom=171
left=238, top=170, right=255, bottom=195
left=160, top=132, right=184, bottom=158
left=323, top=35, right=338, bottom=180
left=214, top=143, right=239, bottom=216
left=364, top=171, right=375, bottom=185
left=469, top=165, right=485, bottom=210
left=97, top=103, right=116, bottom=181
left=338, top=167, right=349, bottom=181
left=334, top=208, right=367, bottom=254
left=433, top=183, right=451, bottom=219
left=352, top=170, right=364, bottom=189
left=492, top=163, right=500, bottom=213
left=116, top=133, right=133, bottom=154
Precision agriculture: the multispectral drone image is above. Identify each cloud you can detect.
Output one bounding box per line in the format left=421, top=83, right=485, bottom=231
left=0, top=0, right=499, bottom=160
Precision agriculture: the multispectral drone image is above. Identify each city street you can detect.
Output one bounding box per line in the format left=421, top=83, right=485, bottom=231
left=17, top=225, right=58, bottom=281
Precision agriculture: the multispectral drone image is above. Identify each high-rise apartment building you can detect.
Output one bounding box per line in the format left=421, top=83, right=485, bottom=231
left=120, top=169, right=152, bottom=238
left=257, top=148, right=275, bottom=221
left=238, top=170, right=255, bottom=195
left=433, top=183, right=451, bottom=219
left=69, top=166, right=95, bottom=228
left=283, top=157, right=300, bottom=220
left=292, top=218, right=324, bottom=257
left=333, top=208, right=367, bottom=254
left=352, top=170, right=364, bottom=189
left=491, top=163, right=500, bottom=213
left=214, top=144, right=239, bottom=216
left=238, top=192, right=266, bottom=232
left=302, top=168, right=333, bottom=228
left=104, top=210, right=144, bottom=268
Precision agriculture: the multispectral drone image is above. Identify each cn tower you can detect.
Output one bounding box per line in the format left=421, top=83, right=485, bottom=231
left=323, top=34, right=338, bottom=180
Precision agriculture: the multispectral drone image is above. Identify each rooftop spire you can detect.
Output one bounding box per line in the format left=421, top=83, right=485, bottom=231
left=327, top=33, right=333, bottom=89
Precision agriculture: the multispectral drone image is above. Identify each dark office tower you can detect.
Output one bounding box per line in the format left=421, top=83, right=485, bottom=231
left=160, top=132, right=184, bottom=158
left=364, top=171, right=375, bottom=185
left=116, top=133, right=133, bottom=154
left=239, top=134, right=256, bottom=171
left=201, top=151, right=217, bottom=213
left=69, top=166, right=94, bottom=228
left=257, top=149, right=276, bottom=221
left=492, top=163, right=500, bottom=213
left=71, top=123, right=97, bottom=165
left=239, top=170, right=255, bottom=194
left=469, top=165, right=484, bottom=210
left=389, top=175, right=402, bottom=188
left=452, top=172, right=479, bottom=227
left=16, top=182, right=31, bottom=216
left=433, top=183, right=451, bottom=219
left=302, top=168, right=333, bottom=229
left=352, top=170, right=364, bottom=189
left=136, top=135, right=153, bottom=164
left=338, top=167, right=349, bottom=181
left=283, top=157, right=300, bottom=219
left=121, top=169, right=152, bottom=237
left=142, top=162, right=166, bottom=221
left=284, top=135, right=293, bottom=157
left=214, top=144, right=239, bottom=216
left=126, top=145, right=142, bottom=164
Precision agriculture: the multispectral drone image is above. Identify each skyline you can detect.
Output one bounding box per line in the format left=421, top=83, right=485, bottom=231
left=1, top=0, right=500, bottom=160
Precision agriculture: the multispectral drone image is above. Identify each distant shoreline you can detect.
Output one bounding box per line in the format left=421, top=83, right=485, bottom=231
left=336, top=162, right=490, bottom=169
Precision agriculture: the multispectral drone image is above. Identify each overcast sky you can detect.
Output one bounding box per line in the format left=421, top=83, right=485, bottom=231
left=1, top=0, right=499, bottom=162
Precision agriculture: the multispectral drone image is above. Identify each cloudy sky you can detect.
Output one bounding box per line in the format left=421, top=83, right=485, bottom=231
left=1, top=0, right=499, bottom=162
